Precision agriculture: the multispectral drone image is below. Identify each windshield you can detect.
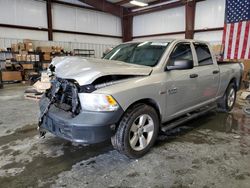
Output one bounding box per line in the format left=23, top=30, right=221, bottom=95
left=103, top=42, right=169, bottom=67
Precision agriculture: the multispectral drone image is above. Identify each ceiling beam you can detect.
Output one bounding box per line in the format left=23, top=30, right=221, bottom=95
left=52, top=0, right=101, bottom=12
left=124, top=0, right=184, bottom=16
left=115, top=0, right=131, bottom=6
left=78, top=0, right=124, bottom=17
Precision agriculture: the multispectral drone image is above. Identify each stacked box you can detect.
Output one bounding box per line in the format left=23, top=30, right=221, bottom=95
left=2, top=71, right=22, bottom=81
left=11, top=44, right=18, bottom=52
left=22, top=64, right=34, bottom=70
left=26, top=55, right=31, bottom=62
left=43, top=53, right=51, bottom=61
left=23, top=39, right=34, bottom=52
left=18, top=43, right=25, bottom=51
left=16, top=54, right=22, bottom=62
left=30, top=55, right=36, bottom=62
left=37, top=46, right=52, bottom=53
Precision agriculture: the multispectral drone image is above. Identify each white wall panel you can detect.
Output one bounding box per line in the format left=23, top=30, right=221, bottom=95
left=0, top=0, right=47, bottom=28
left=53, top=33, right=121, bottom=45
left=52, top=4, right=122, bottom=36
left=133, top=34, right=185, bottom=41
left=133, top=6, right=185, bottom=37
left=195, top=0, right=225, bottom=30
left=0, top=27, right=48, bottom=40
left=194, top=31, right=223, bottom=44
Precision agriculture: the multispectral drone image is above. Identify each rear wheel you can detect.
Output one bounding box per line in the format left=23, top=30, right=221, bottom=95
left=111, top=104, right=159, bottom=158
left=217, top=83, right=237, bottom=112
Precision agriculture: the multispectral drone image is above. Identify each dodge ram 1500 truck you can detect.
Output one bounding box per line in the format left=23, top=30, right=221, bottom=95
left=39, top=39, right=243, bottom=158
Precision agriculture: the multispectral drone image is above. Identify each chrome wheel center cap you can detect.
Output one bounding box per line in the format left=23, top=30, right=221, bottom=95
left=138, top=128, right=143, bottom=136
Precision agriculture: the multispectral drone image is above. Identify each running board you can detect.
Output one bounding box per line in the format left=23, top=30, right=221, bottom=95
left=161, top=105, right=217, bottom=132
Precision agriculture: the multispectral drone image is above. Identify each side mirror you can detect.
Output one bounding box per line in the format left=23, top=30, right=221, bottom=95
left=166, top=59, right=193, bottom=71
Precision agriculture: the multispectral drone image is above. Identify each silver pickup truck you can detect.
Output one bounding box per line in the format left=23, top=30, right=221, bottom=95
left=39, top=39, right=243, bottom=158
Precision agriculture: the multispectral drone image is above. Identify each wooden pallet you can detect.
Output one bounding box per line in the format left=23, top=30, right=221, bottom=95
left=24, top=93, right=43, bottom=101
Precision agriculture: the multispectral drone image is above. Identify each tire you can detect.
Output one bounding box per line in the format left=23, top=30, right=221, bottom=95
left=111, top=104, right=159, bottom=158
left=217, top=82, right=237, bottom=112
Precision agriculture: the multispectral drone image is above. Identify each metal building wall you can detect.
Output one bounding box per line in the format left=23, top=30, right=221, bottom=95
left=194, top=0, right=225, bottom=43
left=133, top=6, right=186, bottom=37
left=0, top=0, right=122, bottom=48
left=0, top=37, right=116, bottom=58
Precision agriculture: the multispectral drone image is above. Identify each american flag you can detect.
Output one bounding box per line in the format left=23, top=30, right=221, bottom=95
left=222, top=0, right=250, bottom=60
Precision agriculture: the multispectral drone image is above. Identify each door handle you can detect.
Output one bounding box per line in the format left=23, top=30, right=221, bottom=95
left=190, top=74, right=198, bottom=78
left=213, top=70, right=219, bottom=74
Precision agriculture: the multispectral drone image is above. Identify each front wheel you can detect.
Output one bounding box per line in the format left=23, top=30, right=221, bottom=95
left=217, top=83, right=237, bottom=112
left=111, top=104, right=159, bottom=158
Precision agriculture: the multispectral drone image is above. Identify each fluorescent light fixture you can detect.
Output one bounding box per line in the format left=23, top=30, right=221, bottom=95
left=130, top=0, right=148, bottom=7
left=132, top=0, right=178, bottom=12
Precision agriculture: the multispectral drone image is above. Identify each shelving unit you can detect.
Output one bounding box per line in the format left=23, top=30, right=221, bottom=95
left=73, top=49, right=95, bottom=57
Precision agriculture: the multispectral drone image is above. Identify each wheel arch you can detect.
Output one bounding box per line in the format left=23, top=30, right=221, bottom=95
left=124, top=98, right=162, bottom=123
left=229, top=77, right=239, bottom=90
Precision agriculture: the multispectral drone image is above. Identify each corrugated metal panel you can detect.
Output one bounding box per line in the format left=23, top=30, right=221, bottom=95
left=133, top=6, right=185, bottom=37
left=0, top=0, right=47, bottom=28
left=52, top=3, right=122, bottom=36
left=195, top=0, right=225, bottom=30
left=194, top=31, right=224, bottom=44
left=0, top=27, right=48, bottom=40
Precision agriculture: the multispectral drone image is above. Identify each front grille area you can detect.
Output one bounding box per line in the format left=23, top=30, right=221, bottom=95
left=47, top=78, right=81, bottom=115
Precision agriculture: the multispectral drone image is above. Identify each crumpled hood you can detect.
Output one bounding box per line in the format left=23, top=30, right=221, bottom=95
left=51, top=57, right=152, bottom=85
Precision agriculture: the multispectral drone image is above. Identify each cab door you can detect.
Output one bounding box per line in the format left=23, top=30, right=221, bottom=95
left=164, top=42, right=200, bottom=119
left=192, top=43, right=220, bottom=103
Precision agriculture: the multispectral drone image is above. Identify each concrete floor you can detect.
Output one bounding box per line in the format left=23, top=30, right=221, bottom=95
left=0, top=84, right=250, bottom=188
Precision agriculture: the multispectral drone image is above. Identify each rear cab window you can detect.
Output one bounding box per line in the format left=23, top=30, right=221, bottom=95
left=193, top=43, right=214, bottom=66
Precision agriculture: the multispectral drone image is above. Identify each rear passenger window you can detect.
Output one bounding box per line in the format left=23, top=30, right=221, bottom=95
left=168, top=43, right=193, bottom=66
left=194, top=43, right=213, bottom=66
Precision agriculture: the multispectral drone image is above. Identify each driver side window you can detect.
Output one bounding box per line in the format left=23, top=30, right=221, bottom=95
left=168, top=43, right=193, bottom=66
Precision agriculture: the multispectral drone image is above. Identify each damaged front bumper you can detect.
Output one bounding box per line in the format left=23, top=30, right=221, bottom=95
left=39, top=97, right=124, bottom=144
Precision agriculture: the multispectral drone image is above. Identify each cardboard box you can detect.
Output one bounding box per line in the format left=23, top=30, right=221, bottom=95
left=2, top=71, right=22, bottom=81
left=11, top=44, right=18, bottom=52
left=211, top=44, right=223, bottom=57
left=26, top=55, right=31, bottom=62
left=53, top=46, right=63, bottom=53
left=22, top=63, right=34, bottom=70
left=243, top=60, right=250, bottom=72
left=25, top=42, right=33, bottom=52
left=37, top=46, right=52, bottom=53
left=21, top=54, right=27, bottom=61
left=43, top=53, right=51, bottom=61
left=16, top=54, right=22, bottom=62
left=19, top=51, right=28, bottom=55
left=242, top=60, right=250, bottom=81
left=30, top=55, right=36, bottom=62
left=18, top=43, right=25, bottom=51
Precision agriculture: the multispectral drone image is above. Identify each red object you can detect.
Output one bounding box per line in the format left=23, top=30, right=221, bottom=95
left=222, top=20, right=250, bottom=60
left=222, top=0, right=250, bottom=60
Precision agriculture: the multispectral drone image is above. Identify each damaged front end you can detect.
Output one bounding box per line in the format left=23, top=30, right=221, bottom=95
left=38, top=74, right=142, bottom=139
left=38, top=78, right=81, bottom=137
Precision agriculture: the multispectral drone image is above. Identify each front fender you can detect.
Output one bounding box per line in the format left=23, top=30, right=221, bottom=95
left=94, top=74, right=166, bottom=118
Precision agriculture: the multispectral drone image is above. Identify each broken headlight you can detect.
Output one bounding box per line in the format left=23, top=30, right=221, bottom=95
left=78, top=93, right=119, bottom=112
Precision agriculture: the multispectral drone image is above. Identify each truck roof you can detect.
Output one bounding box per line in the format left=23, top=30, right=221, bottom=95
left=126, top=39, right=209, bottom=44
